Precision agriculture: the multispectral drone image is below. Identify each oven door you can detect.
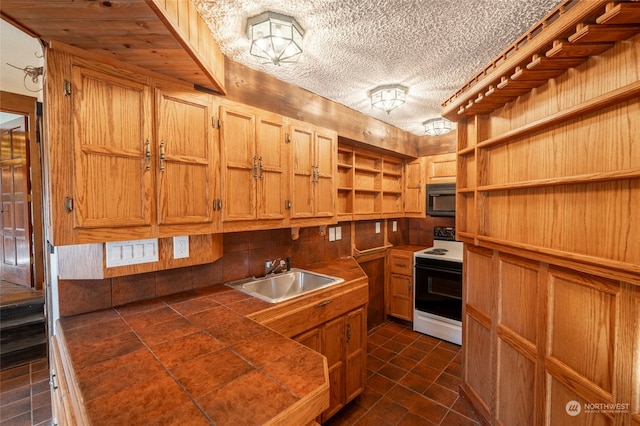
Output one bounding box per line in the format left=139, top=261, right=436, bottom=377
left=414, top=259, right=462, bottom=322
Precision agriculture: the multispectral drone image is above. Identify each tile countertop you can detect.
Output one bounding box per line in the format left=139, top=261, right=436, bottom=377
left=56, top=258, right=367, bottom=425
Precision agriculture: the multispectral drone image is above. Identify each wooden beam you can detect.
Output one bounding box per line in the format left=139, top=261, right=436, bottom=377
left=223, top=58, right=419, bottom=158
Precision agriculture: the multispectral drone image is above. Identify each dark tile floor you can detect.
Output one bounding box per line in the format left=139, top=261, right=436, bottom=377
left=0, top=359, right=52, bottom=426
left=325, top=320, right=480, bottom=426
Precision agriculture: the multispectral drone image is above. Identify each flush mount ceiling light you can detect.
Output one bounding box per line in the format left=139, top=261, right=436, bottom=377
left=423, top=117, right=454, bottom=136
left=369, top=85, right=407, bottom=114
left=247, top=11, right=304, bottom=65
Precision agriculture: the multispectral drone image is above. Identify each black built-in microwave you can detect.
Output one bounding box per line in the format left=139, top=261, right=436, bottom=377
left=426, top=183, right=456, bottom=217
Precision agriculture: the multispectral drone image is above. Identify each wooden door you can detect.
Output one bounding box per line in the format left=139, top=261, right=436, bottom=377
left=314, top=129, right=336, bottom=218
left=322, top=316, right=345, bottom=422
left=156, top=87, right=215, bottom=230
left=255, top=113, right=287, bottom=220
left=404, top=157, right=425, bottom=215
left=220, top=105, right=256, bottom=222
left=345, top=307, right=366, bottom=403
left=289, top=123, right=314, bottom=219
left=71, top=66, right=152, bottom=230
left=0, top=116, right=32, bottom=287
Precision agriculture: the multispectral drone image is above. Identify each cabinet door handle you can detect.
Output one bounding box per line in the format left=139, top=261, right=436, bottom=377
left=253, top=156, right=258, bottom=179
left=159, top=141, right=166, bottom=172
left=50, top=371, right=58, bottom=390
left=314, top=299, right=333, bottom=308
left=144, top=139, right=151, bottom=171
left=259, top=156, right=263, bottom=180
left=346, top=323, right=352, bottom=343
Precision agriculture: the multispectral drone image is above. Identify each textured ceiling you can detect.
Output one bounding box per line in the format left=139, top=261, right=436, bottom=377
left=193, top=0, right=563, bottom=135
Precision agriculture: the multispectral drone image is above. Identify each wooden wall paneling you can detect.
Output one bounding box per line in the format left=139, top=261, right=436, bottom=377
left=417, top=131, right=457, bottom=157
left=546, top=268, right=619, bottom=411
left=496, top=339, right=536, bottom=425
left=498, top=254, right=539, bottom=345
left=462, top=245, right=496, bottom=423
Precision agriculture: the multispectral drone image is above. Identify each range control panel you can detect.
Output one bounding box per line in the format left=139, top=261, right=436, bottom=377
left=433, top=226, right=456, bottom=241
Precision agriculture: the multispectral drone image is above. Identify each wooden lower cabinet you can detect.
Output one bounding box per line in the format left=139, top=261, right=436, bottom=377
left=50, top=335, right=88, bottom=425
left=294, top=306, right=367, bottom=423
left=385, top=249, right=414, bottom=321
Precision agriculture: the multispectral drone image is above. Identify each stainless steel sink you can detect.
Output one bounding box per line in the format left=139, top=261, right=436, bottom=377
left=225, top=268, right=345, bottom=303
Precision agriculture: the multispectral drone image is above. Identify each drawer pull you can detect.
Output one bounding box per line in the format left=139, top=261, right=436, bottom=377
left=395, top=263, right=407, bottom=268
left=315, top=299, right=333, bottom=308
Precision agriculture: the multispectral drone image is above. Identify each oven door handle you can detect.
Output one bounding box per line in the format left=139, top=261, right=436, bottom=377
left=414, top=265, right=462, bottom=275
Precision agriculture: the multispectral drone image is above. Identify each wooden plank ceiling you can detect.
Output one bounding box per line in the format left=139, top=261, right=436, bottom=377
left=0, top=0, right=225, bottom=93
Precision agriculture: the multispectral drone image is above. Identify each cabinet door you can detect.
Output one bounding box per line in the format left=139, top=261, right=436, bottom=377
left=255, top=113, right=287, bottom=220
left=314, top=129, right=336, bottom=218
left=345, top=307, right=366, bottom=402
left=156, top=87, right=216, bottom=229
left=71, top=66, right=152, bottom=230
left=322, top=316, right=345, bottom=422
left=220, top=105, right=256, bottom=221
left=426, top=152, right=456, bottom=184
left=388, top=274, right=413, bottom=321
left=290, top=123, right=314, bottom=219
left=404, top=157, right=425, bottom=216
left=294, top=327, right=321, bottom=352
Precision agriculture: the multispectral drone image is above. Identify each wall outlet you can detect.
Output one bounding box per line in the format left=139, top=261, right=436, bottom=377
left=328, top=227, right=336, bottom=242
left=375, top=222, right=381, bottom=233
left=393, top=220, right=397, bottom=232
left=173, top=236, right=189, bottom=259
left=335, top=226, right=342, bottom=240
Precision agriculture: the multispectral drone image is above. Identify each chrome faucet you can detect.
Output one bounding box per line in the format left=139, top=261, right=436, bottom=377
left=265, top=257, right=291, bottom=275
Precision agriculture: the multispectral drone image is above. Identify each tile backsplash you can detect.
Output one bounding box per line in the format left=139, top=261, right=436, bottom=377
left=57, top=217, right=452, bottom=317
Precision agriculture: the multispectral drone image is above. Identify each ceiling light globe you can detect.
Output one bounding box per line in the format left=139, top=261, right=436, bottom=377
left=423, top=118, right=454, bottom=136
left=247, top=11, right=304, bottom=65
left=369, top=85, right=408, bottom=114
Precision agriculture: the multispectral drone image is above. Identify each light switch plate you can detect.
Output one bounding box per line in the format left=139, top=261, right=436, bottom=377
left=335, top=226, right=342, bottom=240
left=393, top=220, right=397, bottom=232
left=375, top=222, right=381, bottom=233
left=328, top=227, right=336, bottom=242
left=106, top=238, right=158, bottom=268
left=173, top=236, right=189, bottom=259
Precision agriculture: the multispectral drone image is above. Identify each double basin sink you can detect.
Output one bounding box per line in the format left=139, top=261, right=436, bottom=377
left=226, top=268, right=344, bottom=303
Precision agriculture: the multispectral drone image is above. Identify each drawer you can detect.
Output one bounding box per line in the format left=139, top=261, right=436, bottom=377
left=388, top=251, right=413, bottom=276
left=250, top=278, right=368, bottom=338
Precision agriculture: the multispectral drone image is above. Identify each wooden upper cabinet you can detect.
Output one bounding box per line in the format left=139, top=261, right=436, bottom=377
left=155, top=85, right=219, bottom=234
left=426, top=152, right=456, bottom=184
left=404, top=157, right=426, bottom=216
left=55, top=51, right=220, bottom=244
left=71, top=65, right=153, bottom=233
left=314, top=130, right=336, bottom=218
left=255, top=113, right=288, bottom=220
left=219, top=103, right=288, bottom=226
left=289, top=120, right=336, bottom=222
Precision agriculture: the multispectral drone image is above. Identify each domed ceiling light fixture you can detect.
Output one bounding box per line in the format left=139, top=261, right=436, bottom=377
left=423, top=117, right=453, bottom=136
left=247, top=11, right=304, bottom=65
left=369, top=85, right=407, bottom=114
